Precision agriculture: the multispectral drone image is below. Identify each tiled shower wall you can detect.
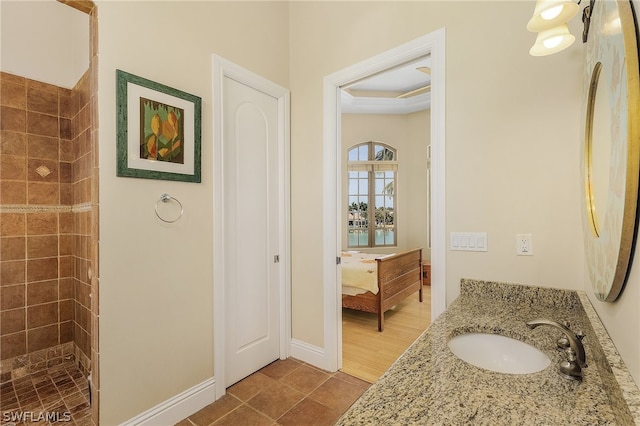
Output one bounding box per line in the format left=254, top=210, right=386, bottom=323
left=0, top=70, right=93, bottom=376
left=71, top=70, right=94, bottom=374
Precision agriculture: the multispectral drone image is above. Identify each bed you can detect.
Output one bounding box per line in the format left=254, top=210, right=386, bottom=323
left=341, top=248, right=423, bottom=331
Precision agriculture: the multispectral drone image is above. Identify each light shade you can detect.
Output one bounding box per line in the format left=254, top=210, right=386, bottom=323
left=527, top=0, right=579, bottom=32
left=529, top=24, right=576, bottom=56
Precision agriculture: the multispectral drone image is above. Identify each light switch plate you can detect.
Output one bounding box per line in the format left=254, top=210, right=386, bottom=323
left=450, top=232, right=488, bottom=252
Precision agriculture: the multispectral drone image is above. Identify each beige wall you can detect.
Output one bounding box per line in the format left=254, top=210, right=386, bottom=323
left=289, top=1, right=586, bottom=343
left=341, top=111, right=430, bottom=257
left=96, top=2, right=289, bottom=423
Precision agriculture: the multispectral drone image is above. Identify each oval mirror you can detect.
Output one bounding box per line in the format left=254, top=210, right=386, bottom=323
left=581, top=0, right=640, bottom=301
left=585, top=62, right=612, bottom=237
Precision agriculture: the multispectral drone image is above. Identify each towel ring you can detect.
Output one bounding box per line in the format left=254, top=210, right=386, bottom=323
left=155, top=193, right=183, bottom=223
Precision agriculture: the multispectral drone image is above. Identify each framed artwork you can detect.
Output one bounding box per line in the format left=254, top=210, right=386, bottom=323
left=116, top=69, right=202, bottom=182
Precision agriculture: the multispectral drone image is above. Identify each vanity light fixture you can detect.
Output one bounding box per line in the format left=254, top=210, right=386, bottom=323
left=527, top=0, right=580, bottom=32
left=527, top=0, right=582, bottom=56
left=529, top=24, right=576, bottom=56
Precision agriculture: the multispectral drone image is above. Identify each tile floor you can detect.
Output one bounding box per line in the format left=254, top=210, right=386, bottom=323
left=0, top=360, right=91, bottom=425
left=176, top=358, right=370, bottom=426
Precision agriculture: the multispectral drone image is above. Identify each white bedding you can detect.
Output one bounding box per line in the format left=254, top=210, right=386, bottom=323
left=341, top=252, right=394, bottom=296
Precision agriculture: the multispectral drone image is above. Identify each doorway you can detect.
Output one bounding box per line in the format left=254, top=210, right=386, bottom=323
left=212, top=55, right=291, bottom=398
left=322, top=29, right=446, bottom=372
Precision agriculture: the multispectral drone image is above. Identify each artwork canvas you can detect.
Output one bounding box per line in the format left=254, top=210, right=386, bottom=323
left=117, top=70, right=201, bottom=182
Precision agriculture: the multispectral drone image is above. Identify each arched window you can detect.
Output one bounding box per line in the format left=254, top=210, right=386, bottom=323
left=347, top=142, right=397, bottom=248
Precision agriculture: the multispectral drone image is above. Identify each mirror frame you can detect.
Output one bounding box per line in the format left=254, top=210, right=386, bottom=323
left=582, top=0, right=640, bottom=302
left=584, top=61, right=606, bottom=238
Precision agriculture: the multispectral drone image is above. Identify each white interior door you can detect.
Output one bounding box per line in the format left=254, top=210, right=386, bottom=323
left=223, top=76, right=281, bottom=386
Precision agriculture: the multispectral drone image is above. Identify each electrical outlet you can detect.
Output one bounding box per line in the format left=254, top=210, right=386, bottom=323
left=516, top=234, right=533, bottom=256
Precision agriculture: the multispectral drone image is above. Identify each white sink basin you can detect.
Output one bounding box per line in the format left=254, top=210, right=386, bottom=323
left=447, top=333, right=551, bottom=374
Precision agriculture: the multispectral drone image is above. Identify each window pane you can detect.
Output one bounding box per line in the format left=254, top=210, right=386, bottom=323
left=375, top=178, right=385, bottom=194
left=358, top=179, right=368, bottom=194
left=348, top=179, right=358, bottom=195
left=374, top=144, right=395, bottom=161
left=348, top=194, right=369, bottom=248
left=359, top=145, right=368, bottom=160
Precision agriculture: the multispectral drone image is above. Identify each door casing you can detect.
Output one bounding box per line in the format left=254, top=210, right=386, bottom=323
left=322, top=29, right=447, bottom=372
left=212, top=55, right=291, bottom=399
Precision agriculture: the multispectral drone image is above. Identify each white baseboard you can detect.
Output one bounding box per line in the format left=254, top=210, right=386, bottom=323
left=120, top=377, right=216, bottom=426
left=290, top=339, right=334, bottom=371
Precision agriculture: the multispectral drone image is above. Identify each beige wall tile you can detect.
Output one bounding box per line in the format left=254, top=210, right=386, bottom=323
left=60, top=299, right=73, bottom=322
left=1, top=331, right=26, bottom=359
left=59, top=255, right=73, bottom=278
left=1, top=308, right=25, bottom=335
left=0, top=74, right=26, bottom=109
left=1, top=236, right=25, bottom=261
left=0, top=213, right=25, bottom=237
left=27, top=280, right=58, bottom=305
left=59, top=278, right=73, bottom=300
left=27, top=325, right=58, bottom=352
left=27, top=182, right=59, bottom=205
left=27, top=235, right=58, bottom=259
left=60, top=321, right=73, bottom=343
left=1, top=260, right=25, bottom=286
left=1, top=155, right=26, bottom=180
left=1, top=107, right=26, bottom=133
left=28, top=135, right=59, bottom=161
left=1, top=131, right=27, bottom=156
left=27, top=111, right=58, bottom=138
left=27, top=257, right=58, bottom=282
left=59, top=88, right=74, bottom=119
left=27, top=80, right=59, bottom=116
left=59, top=212, right=73, bottom=234
left=0, top=284, right=25, bottom=310
left=60, top=162, right=72, bottom=183
left=26, top=212, right=57, bottom=235
left=0, top=181, right=26, bottom=204
left=27, top=302, right=58, bottom=329
left=59, top=234, right=72, bottom=256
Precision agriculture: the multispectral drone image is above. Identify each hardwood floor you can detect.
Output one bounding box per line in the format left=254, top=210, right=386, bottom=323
left=341, top=286, right=431, bottom=383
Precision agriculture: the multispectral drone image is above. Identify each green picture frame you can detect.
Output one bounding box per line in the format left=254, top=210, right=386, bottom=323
left=116, top=69, right=202, bottom=182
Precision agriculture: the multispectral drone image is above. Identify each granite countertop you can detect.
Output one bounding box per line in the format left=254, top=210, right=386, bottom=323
left=337, top=279, right=640, bottom=425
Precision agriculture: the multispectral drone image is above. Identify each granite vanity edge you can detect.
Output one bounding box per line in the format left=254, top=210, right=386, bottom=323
left=460, top=278, right=581, bottom=309
left=577, top=291, right=640, bottom=423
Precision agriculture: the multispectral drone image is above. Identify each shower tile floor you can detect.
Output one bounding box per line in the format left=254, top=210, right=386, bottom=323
left=176, top=358, right=371, bottom=426
left=0, top=360, right=91, bottom=425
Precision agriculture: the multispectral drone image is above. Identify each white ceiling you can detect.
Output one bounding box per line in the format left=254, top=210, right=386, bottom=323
left=341, top=55, right=431, bottom=114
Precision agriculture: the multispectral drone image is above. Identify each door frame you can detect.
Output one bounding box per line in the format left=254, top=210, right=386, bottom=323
left=212, top=55, right=291, bottom=398
left=322, top=29, right=446, bottom=371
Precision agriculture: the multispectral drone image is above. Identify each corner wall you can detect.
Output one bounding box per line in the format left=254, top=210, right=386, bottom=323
left=95, top=2, right=289, bottom=423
